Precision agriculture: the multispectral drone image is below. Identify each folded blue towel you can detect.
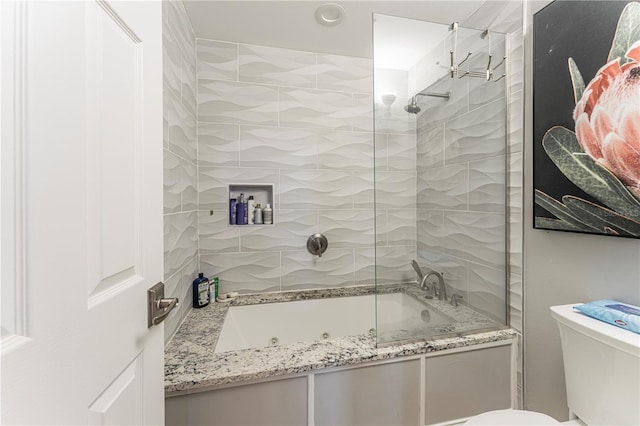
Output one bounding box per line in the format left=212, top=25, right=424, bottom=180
left=574, top=299, right=640, bottom=334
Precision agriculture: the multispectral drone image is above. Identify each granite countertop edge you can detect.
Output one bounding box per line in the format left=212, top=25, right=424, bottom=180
left=164, top=285, right=517, bottom=395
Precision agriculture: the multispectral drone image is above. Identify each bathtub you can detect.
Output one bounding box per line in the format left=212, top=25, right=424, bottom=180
left=214, top=292, right=454, bottom=353
left=166, top=286, right=516, bottom=426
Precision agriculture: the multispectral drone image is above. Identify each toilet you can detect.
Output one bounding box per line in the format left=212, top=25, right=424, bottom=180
left=465, top=303, right=640, bottom=425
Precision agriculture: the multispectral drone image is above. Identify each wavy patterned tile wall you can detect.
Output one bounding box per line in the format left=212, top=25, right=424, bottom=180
left=198, top=80, right=279, bottom=126
left=445, top=100, right=507, bottom=164
left=164, top=3, right=523, bottom=369
left=409, top=6, right=523, bottom=397
left=413, top=30, right=508, bottom=325
left=417, top=247, right=469, bottom=300
left=281, top=249, right=355, bottom=291
left=469, top=156, right=507, bottom=213
left=355, top=247, right=417, bottom=286
left=462, top=2, right=524, bottom=406
left=507, top=29, right=524, bottom=336
left=318, top=131, right=373, bottom=170
left=198, top=123, right=239, bottom=167
left=197, top=38, right=416, bottom=293
left=239, top=44, right=316, bottom=87
left=240, top=210, right=318, bottom=252
left=163, top=1, right=198, bottom=345
left=201, top=252, right=281, bottom=294
left=241, top=126, right=318, bottom=169
left=462, top=2, right=523, bottom=404
left=318, top=54, right=373, bottom=93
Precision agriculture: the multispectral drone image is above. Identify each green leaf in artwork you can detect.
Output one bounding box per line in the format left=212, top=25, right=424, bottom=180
left=571, top=154, right=640, bottom=214
left=542, top=125, right=583, bottom=153
left=534, top=190, right=596, bottom=232
left=568, top=58, right=585, bottom=104
left=534, top=217, right=583, bottom=232
left=542, top=126, right=640, bottom=215
left=563, top=196, right=640, bottom=237
left=608, top=2, right=640, bottom=64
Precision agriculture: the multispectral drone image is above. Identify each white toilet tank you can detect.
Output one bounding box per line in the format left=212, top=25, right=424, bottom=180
left=551, top=304, right=640, bottom=425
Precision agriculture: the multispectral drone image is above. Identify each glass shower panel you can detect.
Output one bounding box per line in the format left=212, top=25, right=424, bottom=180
left=373, top=14, right=508, bottom=345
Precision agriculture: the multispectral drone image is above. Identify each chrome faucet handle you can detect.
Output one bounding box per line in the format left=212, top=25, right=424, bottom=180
left=307, top=233, right=328, bottom=257
left=450, top=294, right=463, bottom=307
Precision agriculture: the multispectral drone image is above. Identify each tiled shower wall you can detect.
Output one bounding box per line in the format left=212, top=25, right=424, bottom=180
left=412, top=29, right=508, bottom=324
left=409, top=0, right=523, bottom=405
left=196, top=40, right=417, bottom=294
left=374, top=68, right=418, bottom=284
left=162, top=1, right=198, bottom=344
left=462, top=0, right=524, bottom=407
left=163, top=4, right=523, bottom=382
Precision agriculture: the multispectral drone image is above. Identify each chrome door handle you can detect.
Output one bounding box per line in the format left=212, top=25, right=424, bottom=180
left=147, top=282, right=179, bottom=328
left=157, top=298, right=178, bottom=310
left=153, top=298, right=179, bottom=325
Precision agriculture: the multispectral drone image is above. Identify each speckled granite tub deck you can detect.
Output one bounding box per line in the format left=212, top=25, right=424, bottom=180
left=165, top=284, right=516, bottom=394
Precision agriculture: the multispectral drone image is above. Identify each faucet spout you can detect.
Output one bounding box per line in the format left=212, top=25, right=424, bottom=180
left=420, top=271, right=446, bottom=300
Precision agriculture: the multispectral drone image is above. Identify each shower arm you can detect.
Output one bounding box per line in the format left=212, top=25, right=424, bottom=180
left=415, top=91, right=451, bottom=100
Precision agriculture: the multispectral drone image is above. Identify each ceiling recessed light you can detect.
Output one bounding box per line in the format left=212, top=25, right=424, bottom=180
left=315, top=3, right=345, bottom=27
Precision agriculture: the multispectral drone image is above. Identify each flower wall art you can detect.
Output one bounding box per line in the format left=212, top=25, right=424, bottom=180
left=533, top=1, right=640, bottom=238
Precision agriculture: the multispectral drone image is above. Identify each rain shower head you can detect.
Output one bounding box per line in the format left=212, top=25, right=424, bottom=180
left=404, top=97, right=421, bottom=114
left=404, top=91, right=451, bottom=115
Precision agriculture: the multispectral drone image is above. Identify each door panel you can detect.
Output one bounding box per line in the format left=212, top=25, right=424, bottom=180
left=88, top=355, right=144, bottom=425
left=1, top=1, right=164, bottom=424
left=86, top=0, right=142, bottom=302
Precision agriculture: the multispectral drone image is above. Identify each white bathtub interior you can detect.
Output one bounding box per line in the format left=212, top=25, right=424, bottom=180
left=214, top=293, right=454, bottom=353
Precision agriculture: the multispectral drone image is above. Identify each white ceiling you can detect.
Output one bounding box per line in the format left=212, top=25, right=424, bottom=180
left=183, top=1, right=486, bottom=64
left=373, top=13, right=451, bottom=70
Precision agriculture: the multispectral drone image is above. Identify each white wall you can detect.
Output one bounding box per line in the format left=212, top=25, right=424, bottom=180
left=523, top=1, right=640, bottom=420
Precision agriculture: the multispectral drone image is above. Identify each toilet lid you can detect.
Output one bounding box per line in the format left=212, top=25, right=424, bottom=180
left=464, top=409, right=560, bottom=425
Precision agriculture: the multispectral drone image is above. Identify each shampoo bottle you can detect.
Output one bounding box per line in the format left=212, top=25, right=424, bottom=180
left=192, top=273, right=210, bottom=308
left=247, top=195, right=256, bottom=225
left=254, top=204, right=263, bottom=224
left=229, top=198, right=237, bottom=225
left=263, top=203, right=273, bottom=224
left=236, top=193, right=246, bottom=225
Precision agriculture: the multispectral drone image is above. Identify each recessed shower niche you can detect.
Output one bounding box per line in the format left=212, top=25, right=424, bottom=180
left=228, top=184, right=274, bottom=226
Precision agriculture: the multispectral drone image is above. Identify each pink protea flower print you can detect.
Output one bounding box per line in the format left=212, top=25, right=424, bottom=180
left=573, top=40, right=640, bottom=194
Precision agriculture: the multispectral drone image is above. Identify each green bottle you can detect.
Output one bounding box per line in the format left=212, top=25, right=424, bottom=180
left=210, top=276, right=219, bottom=302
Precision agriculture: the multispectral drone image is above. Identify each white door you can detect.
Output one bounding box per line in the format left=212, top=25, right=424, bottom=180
left=1, top=1, right=165, bottom=424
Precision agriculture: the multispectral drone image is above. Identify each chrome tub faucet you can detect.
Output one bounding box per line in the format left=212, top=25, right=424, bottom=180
left=420, top=271, right=447, bottom=300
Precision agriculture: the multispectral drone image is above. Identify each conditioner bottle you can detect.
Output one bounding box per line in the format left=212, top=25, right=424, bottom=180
left=263, top=203, right=273, bottom=224
left=254, top=204, right=263, bottom=224
left=247, top=195, right=256, bottom=225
